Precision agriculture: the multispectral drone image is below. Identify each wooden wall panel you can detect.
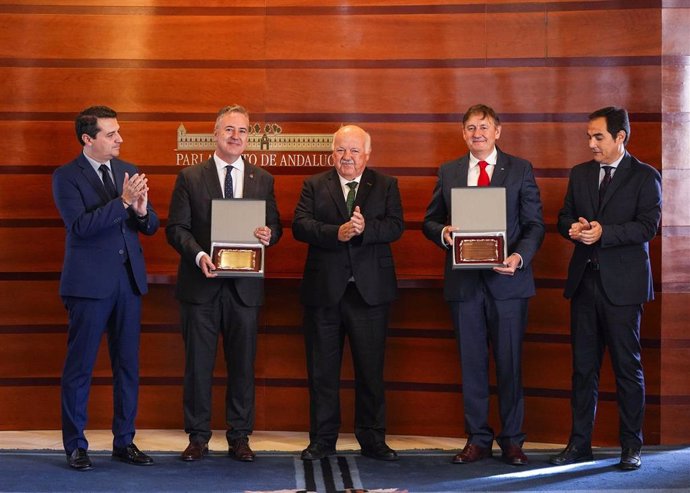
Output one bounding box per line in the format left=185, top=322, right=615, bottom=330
left=546, top=9, right=661, bottom=57
left=0, top=121, right=661, bottom=172
left=0, top=67, right=661, bottom=115
left=263, top=67, right=662, bottom=114
left=0, top=15, right=266, bottom=60
left=1, top=0, right=683, bottom=445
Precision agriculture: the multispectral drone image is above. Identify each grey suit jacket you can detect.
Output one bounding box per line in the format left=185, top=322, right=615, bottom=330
left=166, top=157, right=282, bottom=306
left=557, top=152, right=661, bottom=305
left=423, top=148, right=545, bottom=302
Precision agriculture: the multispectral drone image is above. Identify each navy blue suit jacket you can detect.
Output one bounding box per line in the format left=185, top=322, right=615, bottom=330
left=557, top=152, right=661, bottom=305
left=423, top=148, right=545, bottom=301
left=52, top=154, right=159, bottom=298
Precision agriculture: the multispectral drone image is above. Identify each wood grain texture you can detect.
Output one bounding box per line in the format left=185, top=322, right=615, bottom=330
left=0, top=0, right=682, bottom=443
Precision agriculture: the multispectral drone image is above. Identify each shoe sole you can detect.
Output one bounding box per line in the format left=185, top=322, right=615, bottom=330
left=111, top=455, right=155, bottom=466
left=361, top=452, right=399, bottom=461
left=180, top=450, right=208, bottom=461
left=549, top=455, right=594, bottom=466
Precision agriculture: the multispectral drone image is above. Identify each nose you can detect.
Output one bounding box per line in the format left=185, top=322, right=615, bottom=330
left=115, top=132, right=123, bottom=143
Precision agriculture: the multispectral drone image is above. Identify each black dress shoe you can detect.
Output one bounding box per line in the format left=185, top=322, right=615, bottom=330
left=301, top=443, right=336, bottom=461
left=618, top=448, right=641, bottom=470
left=112, top=443, right=154, bottom=466
left=229, top=437, right=255, bottom=462
left=181, top=441, right=208, bottom=461
left=549, top=443, right=593, bottom=465
left=67, top=448, right=93, bottom=470
left=361, top=442, right=399, bottom=461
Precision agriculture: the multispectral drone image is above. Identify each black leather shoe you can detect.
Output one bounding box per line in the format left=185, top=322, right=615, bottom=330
left=181, top=441, right=208, bottom=461
left=301, top=443, right=336, bottom=461
left=549, top=443, right=593, bottom=465
left=229, top=437, right=256, bottom=462
left=112, top=443, right=154, bottom=466
left=361, top=442, right=399, bottom=461
left=618, top=448, right=641, bottom=470
left=67, top=448, right=93, bottom=470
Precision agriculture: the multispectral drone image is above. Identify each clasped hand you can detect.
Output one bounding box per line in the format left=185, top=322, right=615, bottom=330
left=338, top=206, right=365, bottom=242
left=121, top=172, right=149, bottom=216
left=569, top=217, right=602, bottom=245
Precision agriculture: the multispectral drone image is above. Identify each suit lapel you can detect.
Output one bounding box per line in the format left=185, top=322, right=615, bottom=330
left=353, top=168, right=375, bottom=212
left=326, top=169, right=350, bottom=219
left=202, top=158, right=224, bottom=199
left=243, top=159, right=258, bottom=198
left=587, top=161, right=602, bottom=212
left=600, top=153, right=631, bottom=211
left=77, top=154, right=111, bottom=203
left=455, top=156, right=470, bottom=187
left=490, top=150, right=508, bottom=187
left=110, top=158, right=125, bottom=196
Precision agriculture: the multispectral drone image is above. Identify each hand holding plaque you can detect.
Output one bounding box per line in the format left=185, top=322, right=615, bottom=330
left=450, top=187, right=507, bottom=269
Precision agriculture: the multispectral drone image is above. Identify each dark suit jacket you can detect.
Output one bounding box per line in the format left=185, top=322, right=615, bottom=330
left=423, top=148, right=545, bottom=302
left=292, top=167, right=404, bottom=307
left=557, top=152, right=661, bottom=305
left=52, top=154, right=159, bottom=298
left=166, top=157, right=282, bottom=306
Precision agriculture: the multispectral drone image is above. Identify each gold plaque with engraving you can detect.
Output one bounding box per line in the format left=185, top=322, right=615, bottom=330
left=211, top=244, right=263, bottom=275
left=218, top=249, right=256, bottom=271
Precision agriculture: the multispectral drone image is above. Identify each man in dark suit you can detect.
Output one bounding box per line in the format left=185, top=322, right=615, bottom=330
left=52, top=106, right=159, bottom=470
left=166, top=105, right=282, bottom=462
left=423, top=104, right=544, bottom=466
left=550, top=107, right=661, bottom=470
left=293, top=125, right=404, bottom=461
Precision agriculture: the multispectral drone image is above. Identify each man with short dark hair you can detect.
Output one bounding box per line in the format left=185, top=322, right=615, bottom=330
left=423, top=104, right=544, bottom=466
left=53, top=105, right=159, bottom=470
left=167, top=104, right=282, bottom=462
left=550, top=107, right=661, bottom=470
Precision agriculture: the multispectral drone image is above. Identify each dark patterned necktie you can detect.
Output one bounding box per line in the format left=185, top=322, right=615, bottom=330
left=225, top=165, right=234, bottom=199
left=346, top=181, right=358, bottom=215
left=599, top=166, right=613, bottom=203
left=99, top=164, right=117, bottom=199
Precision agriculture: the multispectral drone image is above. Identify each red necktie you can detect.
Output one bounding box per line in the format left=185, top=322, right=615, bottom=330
left=477, top=161, right=490, bottom=187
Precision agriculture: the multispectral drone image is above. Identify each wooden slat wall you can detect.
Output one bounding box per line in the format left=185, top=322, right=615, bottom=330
left=1, top=0, right=688, bottom=445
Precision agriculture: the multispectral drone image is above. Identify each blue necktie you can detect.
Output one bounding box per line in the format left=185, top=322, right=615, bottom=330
left=225, top=165, right=234, bottom=199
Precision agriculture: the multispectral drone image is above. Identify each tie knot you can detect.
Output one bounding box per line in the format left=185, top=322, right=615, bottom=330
left=99, top=164, right=109, bottom=173
left=478, top=160, right=488, bottom=170
left=346, top=181, right=358, bottom=191
left=602, top=165, right=613, bottom=176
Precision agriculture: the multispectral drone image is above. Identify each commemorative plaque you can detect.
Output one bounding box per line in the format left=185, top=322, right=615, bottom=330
left=450, top=187, right=507, bottom=269
left=211, top=199, right=266, bottom=277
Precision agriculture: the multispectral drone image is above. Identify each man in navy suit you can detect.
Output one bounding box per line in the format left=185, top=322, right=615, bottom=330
left=166, top=105, right=282, bottom=462
left=293, top=125, right=404, bottom=461
left=423, top=104, right=544, bottom=466
left=550, top=107, right=661, bottom=470
left=52, top=106, right=159, bottom=470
